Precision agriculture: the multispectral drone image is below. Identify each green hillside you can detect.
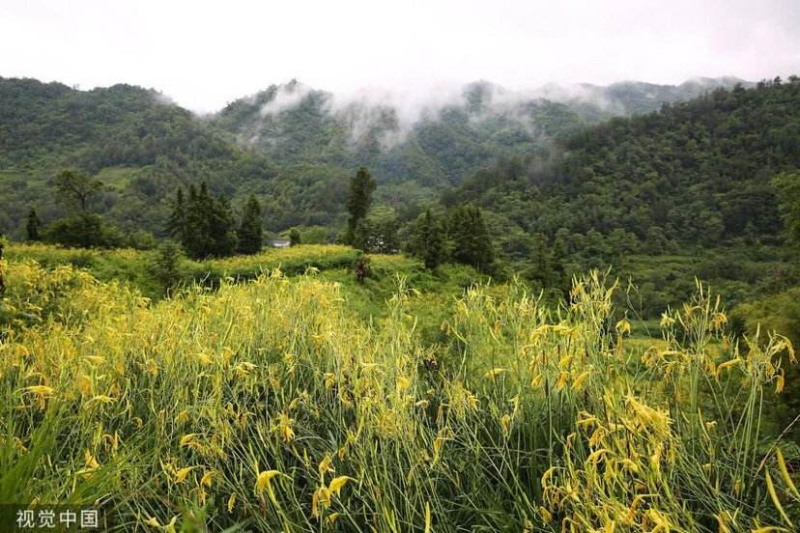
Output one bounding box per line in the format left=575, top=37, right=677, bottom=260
left=0, top=76, right=748, bottom=239
left=0, top=77, right=278, bottom=238
left=440, top=76, right=800, bottom=317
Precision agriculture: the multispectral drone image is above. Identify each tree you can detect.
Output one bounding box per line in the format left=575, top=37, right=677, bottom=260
left=350, top=204, right=400, bottom=253
left=209, top=195, right=238, bottom=258
left=773, top=172, right=800, bottom=247
left=26, top=208, right=41, bottom=241
left=182, top=184, right=205, bottom=258
left=289, top=228, right=301, bottom=247
left=346, top=167, right=376, bottom=244
left=48, top=170, right=110, bottom=248
left=149, top=241, right=184, bottom=296
left=175, top=183, right=238, bottom=259
left=352, top=219, right=374, bottom=252
left=53, top=169, right=103, bottom=213
left=237, top=195, right=263, bottom=255
left=44, top=214, right=120, bottom=249
left=524, top=232, right=556, bottom=289
left=411, top=210, right=445, bottom=270
left=166, top=188, right=187, bottom=244
left=449, top=205, right=494, bottom=272
left=645, top=226, right=670, bottom=255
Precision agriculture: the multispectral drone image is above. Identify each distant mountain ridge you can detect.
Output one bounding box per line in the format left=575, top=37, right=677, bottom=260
left=548, top=76, right=754, bottom=115
left=0, top=75, right=751, bottom=238
left=442, top=76, right=800, bottom=265
left=211, top=76, right=749, bottom=188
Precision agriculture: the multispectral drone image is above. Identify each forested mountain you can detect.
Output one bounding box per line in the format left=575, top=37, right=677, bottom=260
left=540, top=76, right=752, bottom=116
left=445, top=77, right=799, bottom=249
left=435, top=76, right=800, bottom=317
left=0, top=77, right=277, bottom=238
left=212, top=77, right=749, bottom=191
left=212, top=80, right=590, bottom=191
left=0, top=75, right=750, bottom=239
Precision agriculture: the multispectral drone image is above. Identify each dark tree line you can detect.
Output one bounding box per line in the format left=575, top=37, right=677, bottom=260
left=342, top=166, right=496, bottom=272
left=167, top=183, right=264, bottom=259
left=405, top=205, right=495, bottom=273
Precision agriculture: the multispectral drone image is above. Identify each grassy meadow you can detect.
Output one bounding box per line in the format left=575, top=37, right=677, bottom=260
left=0, top=245, right=799, bottom=532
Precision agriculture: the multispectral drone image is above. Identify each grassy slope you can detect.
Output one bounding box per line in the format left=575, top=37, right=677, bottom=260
left=0, top=250, right=797, bottom=531
left=3, top=244, right=487, bottom=328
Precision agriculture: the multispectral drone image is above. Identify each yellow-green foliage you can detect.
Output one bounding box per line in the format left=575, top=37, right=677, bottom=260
left=6, top=243, right=360, bottom=278
left=5, top=243, right=362, bottom=298
left=201, top=244, right=361, bottom=278
left=0, top=259, right=797, bottom=531
left=5, top=242, right=142, bottom=266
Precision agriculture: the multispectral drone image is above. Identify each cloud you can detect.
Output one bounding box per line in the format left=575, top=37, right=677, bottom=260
left=2, top=0, right=798, bottom=112
left=325, top=82, right=480, bottom=148
left=152, top=91, right=177, bottom=107
left=259, top=81, right=314, bottom=117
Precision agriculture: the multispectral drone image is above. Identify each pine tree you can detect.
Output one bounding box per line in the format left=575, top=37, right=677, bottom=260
left=149, top=241, right=184, bottom=296
left=413, top=210, right=445, bottom=270
left=26, top=208, right=41, bottom=241
left=210, top=195, right=238, bottom=257
left=237, top=195, right=263, bottom=255
left=180, top=183, right=238, bottom=259
left=166, top=188, right=186, bottom=244
left=449, top=205, right=494, bottom=272
left=183, top=184, right=204, bottom=259
left=352, top=219, right=374, bottom=252
left=346, top=167, right=376, bottom=244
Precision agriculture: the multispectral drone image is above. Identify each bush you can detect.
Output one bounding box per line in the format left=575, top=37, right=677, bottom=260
left=148, top=242, right=185, bottom=295
left=43, top=215, right=122, bottom=249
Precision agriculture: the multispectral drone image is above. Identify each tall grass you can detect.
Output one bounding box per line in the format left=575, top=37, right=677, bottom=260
left=0, top=258, right=797, bottom=531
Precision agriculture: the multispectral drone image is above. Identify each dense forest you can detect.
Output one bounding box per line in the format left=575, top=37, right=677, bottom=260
left=0, top=76, right=746, bottom=238
left=447, top=78, right=800, bottom=246
left=432, top=78, right=800, bottom=318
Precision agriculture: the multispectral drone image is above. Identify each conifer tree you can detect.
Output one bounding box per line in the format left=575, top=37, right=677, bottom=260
left=183, top=184, right=204, bottom=259
left=149, top=241, right=184, bottom=296
left=413, top=210, right=445, bottom=270
left=176, top=183, right=238, bottom=259
left=166, top=188, right=186, bottom=245
left=346, top=167, right=376, bottom=244
left=26, top=208, right=41, bottom=241
left=209, top=195, right=238, bottom=257
left=237, top=195, right=263, bottom=255
left=449, top=205, right=494, bottom=272
left=352, top=219, right=374, bottom=252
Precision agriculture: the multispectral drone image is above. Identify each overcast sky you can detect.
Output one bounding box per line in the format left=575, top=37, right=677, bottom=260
left=1, top=0, right=799, bottom=112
